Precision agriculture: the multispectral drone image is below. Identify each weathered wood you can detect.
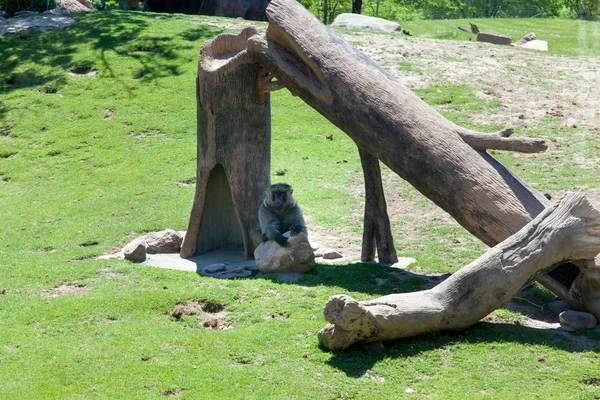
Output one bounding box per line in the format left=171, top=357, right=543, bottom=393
left=358, top=147, right=398, bottom=264
left=181, top=27, right=271, bottom=260
left=245, top=0, right=600, bottom=314
left=318, top=192, right=600, bottom=350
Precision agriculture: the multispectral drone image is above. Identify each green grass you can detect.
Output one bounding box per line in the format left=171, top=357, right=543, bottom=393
left=404, top=17, right=600, bottom=56
left=1, top=10, right=600, bottom=399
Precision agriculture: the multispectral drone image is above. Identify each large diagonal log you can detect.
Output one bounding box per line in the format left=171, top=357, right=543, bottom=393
left=246, top=0, right=600, bottom=314
left=318, top=193, right=600, bottom=351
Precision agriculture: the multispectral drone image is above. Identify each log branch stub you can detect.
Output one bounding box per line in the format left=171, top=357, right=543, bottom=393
left=458, top=129, right=547, bottom=153
left=318, top=192, right=600, bottom=351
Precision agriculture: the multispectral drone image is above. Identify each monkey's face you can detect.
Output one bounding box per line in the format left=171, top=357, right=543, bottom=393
left=270, top=190, right=288, bottom=210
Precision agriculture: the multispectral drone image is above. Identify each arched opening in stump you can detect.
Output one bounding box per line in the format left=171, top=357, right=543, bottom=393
left=195, top=164, right=244, bottom=255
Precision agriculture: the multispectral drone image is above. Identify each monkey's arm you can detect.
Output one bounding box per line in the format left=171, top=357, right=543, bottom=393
left=259, top=205, right=289, bottom=247
left=287, top=206, right=307, bottom=236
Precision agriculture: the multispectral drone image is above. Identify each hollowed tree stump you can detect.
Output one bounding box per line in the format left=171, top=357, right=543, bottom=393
left=180, top=27, right=271, bottom=260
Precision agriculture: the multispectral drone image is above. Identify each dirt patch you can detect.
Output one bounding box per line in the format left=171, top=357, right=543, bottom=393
left=263, top=312, right=289, bottom=320
left=170, top=300, right=231, bottom=330
left=41, top=283, right=90, bottom=297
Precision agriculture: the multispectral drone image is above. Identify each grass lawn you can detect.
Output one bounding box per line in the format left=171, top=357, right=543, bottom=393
left=1, top=10, right=600, bottom=399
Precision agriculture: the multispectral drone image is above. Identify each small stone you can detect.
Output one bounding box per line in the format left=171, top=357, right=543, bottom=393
left=205, top=263, right=227, bottom=273
left=309, top=241, right=321, bottom=251
left=322, top=249, right=343, bottom=260
left=390, top=257, right=417, bottom=269
left=123, top=239, right=147, bottom=261
left=559, top=310, right=597, bottom=330
left=0, top=11, right=9, bottom=18
left=515, top=32, right=536, bottom=46
left=144, top=229, right=183, bottom=253
left=405, top=388, right=415, bottom=393
left=558, top=323, right=576, bottom=332
left=548, top=300, right=570, bottom=314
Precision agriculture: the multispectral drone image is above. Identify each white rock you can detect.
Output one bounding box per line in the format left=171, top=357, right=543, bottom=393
left=390, top=257, right=417, bottom=269
left=520, top=40, right=548, bottom=52
left=123, top=239, right=147, bottom=261
left=323, top=249, right=343, bottom=260
left=255, top=232, right=315, bottom=274
left=331, top=13, right=401, bottom=33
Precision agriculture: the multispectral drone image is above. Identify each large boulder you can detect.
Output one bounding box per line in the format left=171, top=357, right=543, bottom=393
left=331, top=13, right=401, bottom=33
left=123, top=238, right=147, bottom=261
left=55, top=0, right=93, bottom=12
left=559, top=310, right=597, bottom=330
left=255, top=231, right=315, bottom=274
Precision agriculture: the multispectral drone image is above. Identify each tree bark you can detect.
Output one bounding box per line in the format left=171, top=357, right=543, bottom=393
left=358, top=147, right=398, bottom=264
left=181, top=27, right=271, bottom=260
left=245, top=0, right=600, bottom=311
left=318, top=192, right=600, bottom=351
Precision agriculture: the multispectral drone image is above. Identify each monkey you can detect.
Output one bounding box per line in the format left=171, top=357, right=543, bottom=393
left=251, top=183, right=307, bottom=248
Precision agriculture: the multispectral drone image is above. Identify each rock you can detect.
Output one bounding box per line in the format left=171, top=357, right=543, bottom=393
left=0, top=16, right=6, bottom=25
left=14, top=10, right=38, bottom=16
left=558, top=323, right=576, bottom=332
left=123, top=239, right=147, bottom=261
left=323, top=249, right=343, bottom=260
left=144, top=229, right=183, bottom=253
left=548, top=300, right=570, bottom=314
left=55, top=0, right=93, bottom=12
left=331, top=13, right=401, bottom=33
left=0, top=11, right=8, bottom=18
left=520, top=40, right=548, bottom=52
left=254, top=231, right=315, bottom=274
left=47, top=8, right=71, bottom=15
left=205, top=263, right=227, bottom=273
left=310, top=241, right=321, bottom=251
left=390, top=257, right=416, bottom=269
left=515, top=32, right=536, bottom=46
left=477, top=32, right=512, bottom=46
left=559, top=310, right=597, bottom=330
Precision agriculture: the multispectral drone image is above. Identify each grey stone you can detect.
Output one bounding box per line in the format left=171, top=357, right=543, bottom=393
left=205, top=263, right=227, bottom=273
left=558, top=323, right=576, bottom=332
left=144, top=229, right=183, bottom=253
left=477, top=32, right=512, bottom=46
left=48, top=8, right=71, bottom=15
left=548, top=300, right=570, bottom=314
left=323, top=249, right=343, bottom=260
left=255, top=231, right=315, bottom=274
left=332, top=13, right=401, bottom=33
left=390, top=257, right=416, bottom=269
left=1, top=15, right=75, bottom=35
left=0, top=11, right=9, bottom=18
left=0, top=17, right=6, bottom=25
left=559, top=310, right=597, bottom=330
left=123, top=239, right=147, bottom=261
left=309, top=241, right=321, bottom=251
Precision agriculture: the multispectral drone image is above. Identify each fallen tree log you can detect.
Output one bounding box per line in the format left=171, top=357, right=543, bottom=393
left=246, top=0, right=600, bottom=316
left=318, top=192, right=600, bottom=351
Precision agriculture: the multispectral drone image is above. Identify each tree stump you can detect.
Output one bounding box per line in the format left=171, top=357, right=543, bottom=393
left=180, top=27, right=271, bottom=260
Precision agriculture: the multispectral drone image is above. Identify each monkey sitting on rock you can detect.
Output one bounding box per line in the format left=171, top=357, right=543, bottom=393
left=250, top=183, right=307, bottom=249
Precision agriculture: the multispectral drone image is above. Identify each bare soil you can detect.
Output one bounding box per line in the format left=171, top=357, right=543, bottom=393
left=41, top=283, right=90, bottom=297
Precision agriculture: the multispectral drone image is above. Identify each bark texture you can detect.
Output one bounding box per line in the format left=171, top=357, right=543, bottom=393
left=358, top=147, right=398, bottom=264
left=181, top=27, right=271, bottom=260
left=318, top=192, right=600, bottom=351
left=246, top=0, right=600, bottom=311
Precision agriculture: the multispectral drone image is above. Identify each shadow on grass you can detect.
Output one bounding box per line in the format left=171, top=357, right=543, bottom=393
left=0, top=11, right=223, bottom=93
left=325, top=322, right=600, bottom=378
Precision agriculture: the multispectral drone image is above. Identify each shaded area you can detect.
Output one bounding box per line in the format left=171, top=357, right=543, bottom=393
left=326, top=322, right=600, bottom=378
left=0, top=12, right=223, bottom=93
